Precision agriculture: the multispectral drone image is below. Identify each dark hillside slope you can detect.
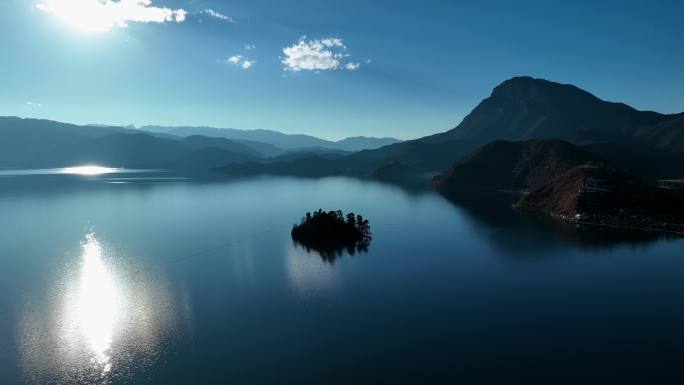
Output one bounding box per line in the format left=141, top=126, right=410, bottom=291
left=514, top=163, right=684, bottom=233
left=343, top=139, right=475, bottom=175
left=581, top=142, right=684, bottom=179
left=433, top=140, right=601, bottom=195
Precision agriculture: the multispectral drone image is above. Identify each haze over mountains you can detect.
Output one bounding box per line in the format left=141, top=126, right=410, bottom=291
left=3, top=76, right=684, bottom=185
left=0, top=116, right=401, bottom=169
left=138, top=125, right=402, bottom=152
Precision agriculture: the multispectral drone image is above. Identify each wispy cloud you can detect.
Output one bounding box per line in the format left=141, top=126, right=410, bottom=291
left=35, top=0, right=186, bottom=32
left=26, top=101, right=43, bottom=108
left=345, top=62, right=360, bottom=71
left=227, top=55, right=255, bottom=70
left=227, top=55, right=242, bottom=65
left=282, top=37, right=361, bottom=72
left=203, top=9, right=233, bottom=22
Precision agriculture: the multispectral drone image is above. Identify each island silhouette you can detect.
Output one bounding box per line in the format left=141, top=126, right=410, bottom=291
left=291, top=209, right=372, bottom=263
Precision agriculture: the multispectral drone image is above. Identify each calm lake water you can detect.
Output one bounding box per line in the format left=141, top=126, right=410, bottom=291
left=1, top=172, right=684, bottom=384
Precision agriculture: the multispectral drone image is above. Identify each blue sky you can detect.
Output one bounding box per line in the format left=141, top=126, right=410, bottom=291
left=0, top=0, right=683, bottom=140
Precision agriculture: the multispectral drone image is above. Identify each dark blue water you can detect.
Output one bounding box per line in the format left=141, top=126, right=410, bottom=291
left=1, top=173, right=683, bottom=384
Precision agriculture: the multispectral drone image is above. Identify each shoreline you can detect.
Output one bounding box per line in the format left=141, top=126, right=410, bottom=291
left=547, top=212, right=684, bottom=236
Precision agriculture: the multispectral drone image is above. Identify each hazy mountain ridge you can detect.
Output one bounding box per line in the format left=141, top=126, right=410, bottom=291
left=0, top=117, right=143, bottom=167
left=42, top=133, right=261, bottom=169
left=0, top=116, right=394, bottom=170
left=181, top=135, right=262, bottom=157
left=138, top=125, right=403, bottom=152
left=214, top=138, right=478, bottom=186
left=0, top=118, right=264, bottom=169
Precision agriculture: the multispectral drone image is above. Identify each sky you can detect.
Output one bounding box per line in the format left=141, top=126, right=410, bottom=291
left=0, top=0, right=683, bottom=140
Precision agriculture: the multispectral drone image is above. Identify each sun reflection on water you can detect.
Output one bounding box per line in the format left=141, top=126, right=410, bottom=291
left=59, top=165, right=120, bottom=176
left=18, top=231, right=190, bottom=384
left=76, top=232, right=119, bottom=374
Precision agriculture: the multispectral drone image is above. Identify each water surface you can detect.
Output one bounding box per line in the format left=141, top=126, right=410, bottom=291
left=1, top=174, right=683, bottom=384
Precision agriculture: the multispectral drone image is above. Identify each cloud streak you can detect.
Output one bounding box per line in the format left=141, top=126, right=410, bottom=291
left=203, top=9, right=233, bottom=22
left=282, top=37, right=361, bottom=72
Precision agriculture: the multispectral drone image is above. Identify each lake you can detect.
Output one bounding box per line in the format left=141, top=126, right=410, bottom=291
left=1, top=172, right=683, bottom=384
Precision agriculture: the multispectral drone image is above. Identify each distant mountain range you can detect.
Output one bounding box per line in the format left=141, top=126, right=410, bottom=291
left=48, top=133, right=262, bottom=170
left=0, top=116, right=402, bottom=169
left=4, top=77, right=682, bottom=180
left=137, top=125, right=402, bottom=152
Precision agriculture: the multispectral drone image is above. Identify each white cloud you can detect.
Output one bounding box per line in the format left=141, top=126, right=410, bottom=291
left=345, top=62, right=360, bottom=71
left=26, top=102, right=43, bottom=108
left=227, top=55, right=242, bottom=64
left=174, top=8, right=186, bottom=22
left=203, top=9, right=233, bottom=22
left=282, top=37, right=362, bottom=72
left=35, top=0, right=187, bottom=32
left=227, top=55, right=254, bottom=70
left=244, top=44, right=256, bottom=50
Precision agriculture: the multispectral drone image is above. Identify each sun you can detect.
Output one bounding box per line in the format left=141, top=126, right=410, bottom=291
left=36, top=0, right=118, bottom=33
left=35, top=0, right=188, bottom=33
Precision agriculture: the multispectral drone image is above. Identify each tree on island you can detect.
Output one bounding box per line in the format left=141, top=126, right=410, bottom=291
left=292, top=209, right=372, bottom=263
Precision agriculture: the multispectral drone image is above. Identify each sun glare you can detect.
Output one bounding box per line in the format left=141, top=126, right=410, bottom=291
left=77, top=233, right=120, bottom=373
left=38, top=0, right=118, bottom=32
left=36, top=0, right=188, bottom=33
left=60, top=166, right=120, bottom=175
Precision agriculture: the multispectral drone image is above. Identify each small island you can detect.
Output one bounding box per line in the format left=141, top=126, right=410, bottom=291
left=292, top=209, right=372, bottom=262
